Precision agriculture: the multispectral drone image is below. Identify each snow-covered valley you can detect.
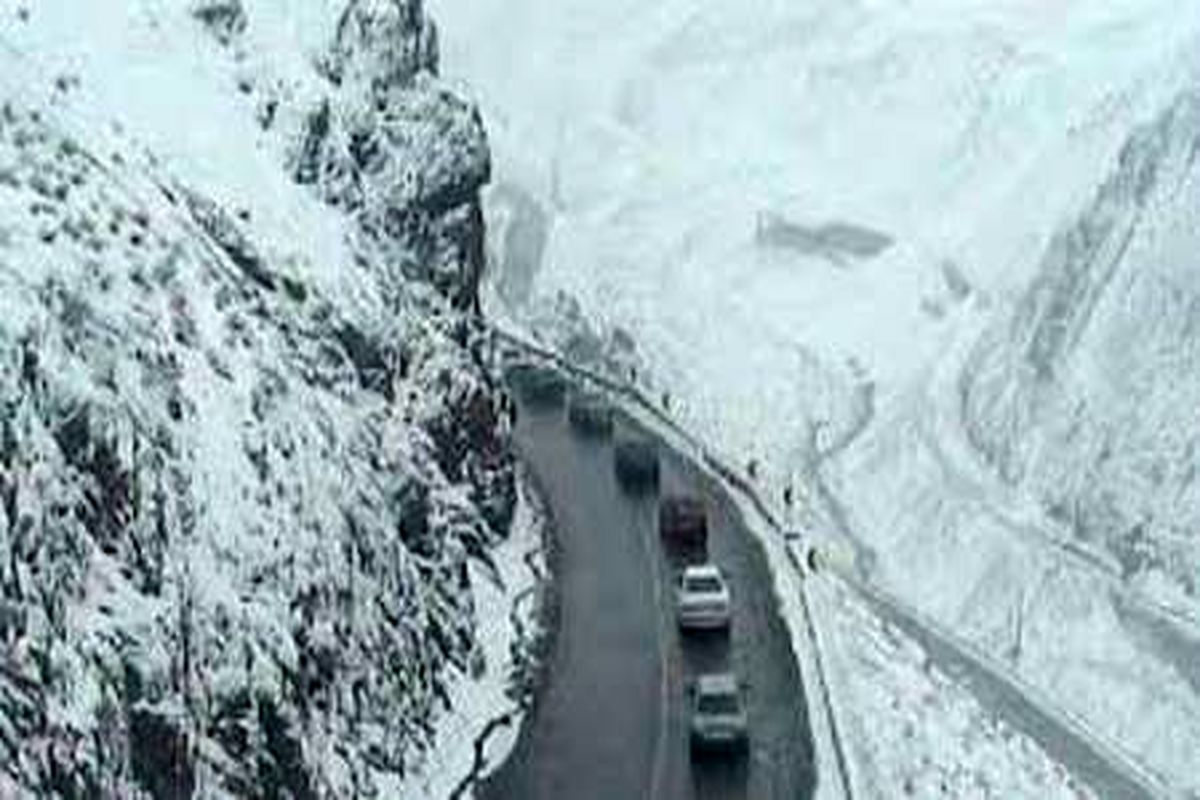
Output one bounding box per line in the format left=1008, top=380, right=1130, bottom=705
left=431, top=0, right=1200, bottom=795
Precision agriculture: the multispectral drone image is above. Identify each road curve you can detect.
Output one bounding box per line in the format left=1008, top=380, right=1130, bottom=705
left=481, top=394, right=815, bottom=799
left=846, top=580, right=1161, bottom=800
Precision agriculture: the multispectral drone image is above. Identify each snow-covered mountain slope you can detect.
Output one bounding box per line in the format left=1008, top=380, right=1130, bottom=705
left=435, top=0, right=1200, bottom=501
left=965, top=91, right=1200, bottom=616
left=833, top=87, right=1200, bottom=798
left=0, top=1, right=523, bottom=796
left=429, top=0, right=1200, bottom=795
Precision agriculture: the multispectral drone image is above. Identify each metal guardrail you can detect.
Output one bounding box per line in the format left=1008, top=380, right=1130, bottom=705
left=487, top=323, right=856, bottom=800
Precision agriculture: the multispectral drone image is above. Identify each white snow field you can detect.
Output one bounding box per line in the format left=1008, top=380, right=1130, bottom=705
left=431, top=0, right=1200, bottom=795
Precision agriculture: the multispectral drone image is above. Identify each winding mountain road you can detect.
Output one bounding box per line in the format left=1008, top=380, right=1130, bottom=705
left=480, top=390, right=815, bottom=799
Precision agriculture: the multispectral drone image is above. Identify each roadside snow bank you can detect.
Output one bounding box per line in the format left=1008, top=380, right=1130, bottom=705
left=816, top=580, right=1096, bottom=800
left=399, top=470, right=546, bottom=799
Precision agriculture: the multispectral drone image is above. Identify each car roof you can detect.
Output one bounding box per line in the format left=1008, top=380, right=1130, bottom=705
left=696, top=673, right=739, bottom=696
left=683, top=564, right=722, bottom=581
left=570, top=389, right=605, bottom=404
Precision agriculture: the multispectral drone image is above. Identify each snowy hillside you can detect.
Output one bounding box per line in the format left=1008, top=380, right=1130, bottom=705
left=829, top=87, right=1200, bottom=798
left=429, top=0, right=1200, bottom=795
left=433, top=0, right=1200, bottom=503
left=0, top=0, right=524, bottom=796
left=965, top=91, right=1200, bottom=619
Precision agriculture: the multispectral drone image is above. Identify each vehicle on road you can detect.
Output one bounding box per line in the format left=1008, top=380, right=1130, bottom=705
left=677, top=564, right=731, bottom=631
left=507, top=362, right=567, bottom=407
left=689, top=673, right=749, bottom=756
left=614, top=437, right=659, bottom=490
left=567, top=390, right=613, bottom=436
left=659, top=495, right=707, bottom=552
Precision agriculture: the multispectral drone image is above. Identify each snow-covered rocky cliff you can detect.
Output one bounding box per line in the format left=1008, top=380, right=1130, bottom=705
left=0, top=0, right=519, bottom=796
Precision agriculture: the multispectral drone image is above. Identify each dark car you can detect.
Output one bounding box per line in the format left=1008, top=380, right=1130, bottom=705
left=689, top=673, right=749, bottom=756
left=659, top=495, right=707, bottom=550
left=567, top=390, right=613, bottom=436
left=507, top=362, right=566, bottom=407
left=613, top=438, right=659, bottom=490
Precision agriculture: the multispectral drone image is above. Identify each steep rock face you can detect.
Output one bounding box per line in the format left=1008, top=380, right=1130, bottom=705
left=0, top=1, right=513, bottom=797
left=326, top=0, right=439, bottom=88
left=963, top=90, right=1200, bottom=600
left=288, top=0, right=509, bottom=537
left=297, top=0, right=490, bottom=312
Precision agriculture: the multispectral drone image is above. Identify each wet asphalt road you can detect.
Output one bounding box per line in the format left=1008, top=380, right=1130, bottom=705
left=480, top=391, right=815, bottom=800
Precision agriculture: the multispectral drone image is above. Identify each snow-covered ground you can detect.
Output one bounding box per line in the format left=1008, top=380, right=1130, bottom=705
left=432, top=0, right=1200, bottom=507
left=816, top=579, right=1097, bottom=800
left=400, top=470, right=546, bottom=799
left=431, top=0, right=1200, bottom=794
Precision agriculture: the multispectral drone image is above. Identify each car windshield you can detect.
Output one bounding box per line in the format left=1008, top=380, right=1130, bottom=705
left=685, top=576, right=723, bottom=593
left=697, top=692, right=741, bottom=715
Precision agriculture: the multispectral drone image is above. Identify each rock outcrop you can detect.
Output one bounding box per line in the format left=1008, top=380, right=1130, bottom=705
left=299, top=0, right=490, bottom=312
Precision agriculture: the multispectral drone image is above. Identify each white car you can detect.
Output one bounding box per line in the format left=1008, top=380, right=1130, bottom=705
left=689, top=673, right=750, bottom=754
left=676, top=564, right=731, bottom=631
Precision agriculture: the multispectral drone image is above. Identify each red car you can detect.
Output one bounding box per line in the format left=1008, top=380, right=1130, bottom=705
left=659, top=495, right=707, bottom=550
left=614, top=439, right=660, bottom=489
